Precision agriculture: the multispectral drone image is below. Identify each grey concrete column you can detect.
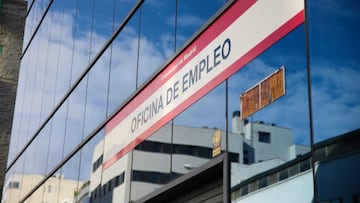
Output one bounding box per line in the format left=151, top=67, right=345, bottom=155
left=0, top=0, right=26, bottom=199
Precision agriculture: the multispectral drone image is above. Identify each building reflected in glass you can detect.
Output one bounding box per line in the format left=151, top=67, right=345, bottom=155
left=2, top=0, right=359, bottom=202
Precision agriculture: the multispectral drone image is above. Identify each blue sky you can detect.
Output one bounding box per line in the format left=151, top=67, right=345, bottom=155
left=8, top=0, right=360, bottom=181
left=307, top=0, right=360, bottom=141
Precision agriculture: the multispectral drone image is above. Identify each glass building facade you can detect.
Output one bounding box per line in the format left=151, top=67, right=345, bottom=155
left=2, top=0, right=359, bottom=202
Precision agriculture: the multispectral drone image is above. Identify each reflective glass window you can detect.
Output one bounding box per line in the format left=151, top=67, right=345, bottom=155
left=308, top=1, right=360, bottom=202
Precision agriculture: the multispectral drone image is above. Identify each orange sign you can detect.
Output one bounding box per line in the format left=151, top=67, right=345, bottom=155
left=241, top=67, right=285, bottom=119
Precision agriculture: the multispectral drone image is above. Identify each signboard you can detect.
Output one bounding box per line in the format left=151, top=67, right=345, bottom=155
left=212, top=129, right=222, bottom=157
left=103, top=0, right=304, bottom=170
left=241, top=67, right=285, bottom=119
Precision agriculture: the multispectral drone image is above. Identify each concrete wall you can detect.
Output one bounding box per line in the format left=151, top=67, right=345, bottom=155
left=234, top=171, right=314, bottom=203
left=2, top=174, right=82, bottom=203
left=243, top=122, right=294, bottom=162
left=289, top=144, right=310, bottom=160
left=0, top=0, right=26, bottom=199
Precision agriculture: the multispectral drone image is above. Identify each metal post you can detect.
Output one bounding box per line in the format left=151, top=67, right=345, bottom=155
left=303, top=0, right=318, bottom=202
left=224, top=79, right=231, bottom=203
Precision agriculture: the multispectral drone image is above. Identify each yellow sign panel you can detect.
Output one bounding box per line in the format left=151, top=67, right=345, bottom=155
left=241, top=67, right=285, bottom=120
left=212, top=129, right=222, bottom=157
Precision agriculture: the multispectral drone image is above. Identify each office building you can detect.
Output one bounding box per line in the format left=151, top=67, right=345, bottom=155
left=232, top=129, right=360, bottom=203
left=89, top=113, right=308, bottom=202
left=2, top=0, right=359, bottom=202
left=3, top=174, right=85, bottom=203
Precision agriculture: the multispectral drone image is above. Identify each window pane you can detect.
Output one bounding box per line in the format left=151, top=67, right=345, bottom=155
left=23, top=183, right=44, bottom=203
left=91, top=0, right=114, bottom=60
left=241, top=185, right=249, bottom=196
left=46, top=102, right=67, bottom=175
left=57, top=153, right=81, bottom=203
left=10, top=156, right=25, bottom=202
left=78, top=130, right=103, bottom=203
left=136, top=0, right=175, bottom=87
left=2, top=168, right=19, bottom=203
left=288, top=164, right=300, bottom=177
left=309, top=1, right=360, bottom=143
left=18, top=139, right=38, bottom=198
left=227, top=2, right=312, bottom=200
left=300, top=159, right=311, bottom=172
left=51, top=0, right=75, bottom=105
left=258, top=177, right=268, bottom=189
left=279, top=169, right=288, bottom=181
left=268, top=173, right=278, bottom=185
left=42, top=169, right=60, bottom=203
left=63, top=78, right=86, bottom=157
left=176, top=0, right=224, bottom=49
left=173, top=83, right=227, bottom=174
left=82, top=49, right=110, bottom=137
left=107, top=5, right=139, bottom=116
left=70, top=0, right=94, bottom=86
left=7, top=52, right=30, bottom=164
left=10, top=0, right=358, bottom=202
left=258, top=131, right=271, bottom=143
left=42, top=8, right=60, bottom=112
left=309, top=1, right=360, bottom=202
left=131, top=125, right=172, bottom=201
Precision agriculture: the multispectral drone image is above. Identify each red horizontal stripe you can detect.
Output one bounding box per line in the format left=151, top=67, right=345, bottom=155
left=102, top=9, right=305, bottom=171
left=105, top=0, right=257, bottom=135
